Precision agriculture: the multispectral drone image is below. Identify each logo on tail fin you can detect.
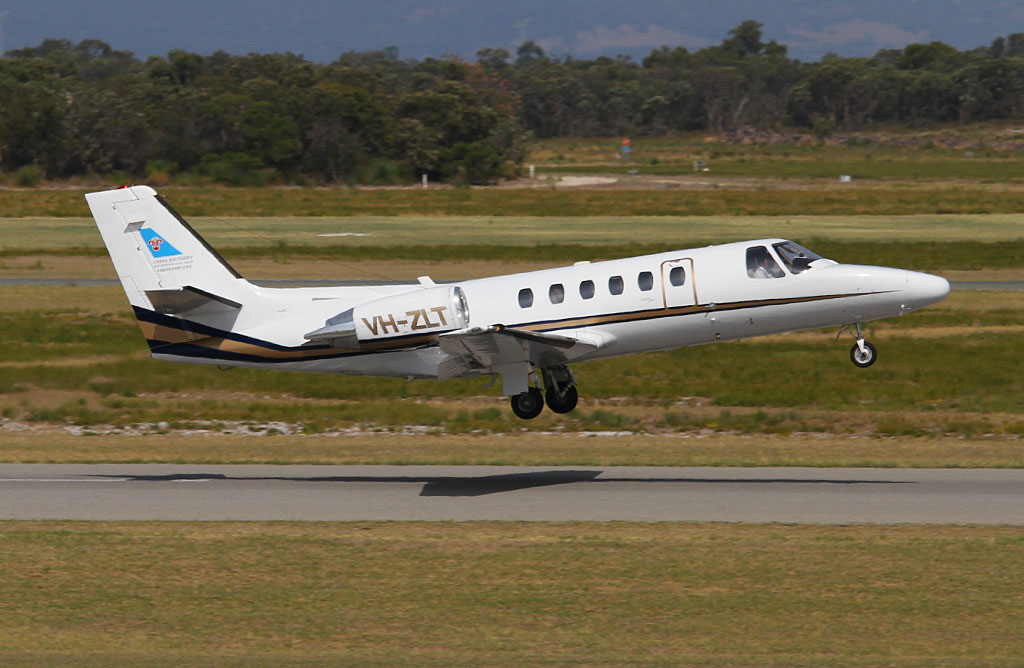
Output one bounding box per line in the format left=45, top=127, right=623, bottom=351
left=139, top=229, right=182, bottom=258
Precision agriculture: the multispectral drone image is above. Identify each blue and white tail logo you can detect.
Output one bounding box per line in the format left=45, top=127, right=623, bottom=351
left=140, top=229, right=182, bottom=258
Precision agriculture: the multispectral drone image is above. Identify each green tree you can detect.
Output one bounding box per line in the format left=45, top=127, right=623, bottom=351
left=515, top=41, right=545, bottom=65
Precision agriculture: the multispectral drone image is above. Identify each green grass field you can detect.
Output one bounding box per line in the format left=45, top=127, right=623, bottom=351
left=1, top=173, right=1023, bottom=667
left=535, top=158, right=1024, bottom=180
left=530, top=133, right=1024, bottom=181
left=1, top=183, right=1022, bottom=463
left=0, top=522, right=1021, bottom=667
left=2, top=214, right=1022, bottom=281
left=3, top=187, right=1024, bottom=218
left=3, top=214, right=1024, bottom=250
left=1, top=286, right=1022, bottom=466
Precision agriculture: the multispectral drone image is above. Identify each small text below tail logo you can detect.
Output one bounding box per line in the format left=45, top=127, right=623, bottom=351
left=139, top=228, right=182, bottom=258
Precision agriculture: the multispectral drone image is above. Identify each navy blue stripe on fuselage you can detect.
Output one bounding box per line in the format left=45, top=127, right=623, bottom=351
left=138, top=291, right=884, bottom=363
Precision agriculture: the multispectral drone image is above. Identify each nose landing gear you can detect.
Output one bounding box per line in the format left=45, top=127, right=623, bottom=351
left=508, top=365, right=579, bottom=419
left=838, top=323, right=877, bottom=368
left=850, top=340, right=877, bottom=367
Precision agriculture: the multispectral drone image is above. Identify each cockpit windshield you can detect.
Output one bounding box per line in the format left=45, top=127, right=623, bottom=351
left=772, top=241, right=824, bottom=274
left=746, top=246, right=785, bottom=279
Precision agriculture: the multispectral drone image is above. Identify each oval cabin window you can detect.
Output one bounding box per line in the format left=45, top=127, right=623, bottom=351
left=609, top=276, right=624, bottom=295
left=669, top=266, right=685, bottom=286
left=638, top=271, right=654, bottom=291
left=549, top=284, right=565, bottom=304
left=579, top=280, right=595, bottom=299
left=518, top=288, right=534, bottom=308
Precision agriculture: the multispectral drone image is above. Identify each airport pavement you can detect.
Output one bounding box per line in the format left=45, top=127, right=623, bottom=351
left=1, top=464, right=1021, bottom=524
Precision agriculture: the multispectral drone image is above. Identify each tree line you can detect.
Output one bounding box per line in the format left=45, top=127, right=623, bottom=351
left=2, top=21, right=1023, bottom=185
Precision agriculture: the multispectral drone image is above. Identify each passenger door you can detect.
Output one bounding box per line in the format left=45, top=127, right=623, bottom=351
left=661, top=259, right=696, bottom=309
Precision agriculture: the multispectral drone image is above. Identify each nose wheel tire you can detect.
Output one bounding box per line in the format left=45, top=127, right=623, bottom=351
left=850, top=341, right=877, bottom=368
left=545, top=385, right=579, bottom=414
left=510, top=387, right=544, bottom=419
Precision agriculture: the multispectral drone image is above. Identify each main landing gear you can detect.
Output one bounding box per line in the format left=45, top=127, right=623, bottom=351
left=509, top=365, right=579, bottom=419
left=838, top=323, right=877, bottom=368
left=510, top=387, right=544, bottom=420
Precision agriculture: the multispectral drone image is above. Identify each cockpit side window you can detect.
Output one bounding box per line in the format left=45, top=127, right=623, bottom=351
left=746, top=246, right=784, bottom=279
left=773, top=241, right=823, bottom=274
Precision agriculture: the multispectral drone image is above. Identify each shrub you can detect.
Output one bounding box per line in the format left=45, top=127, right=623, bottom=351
left=145, top=159, right=178, bottom=185
left=352, top=159, right=408, bottom=186
left=438, top=142, right=504, bottom=185
left=15, top=165, right=43, bottom=187
left=199, top=152, right=275, bottom=186
left=811, top=115, right=836, bottom=139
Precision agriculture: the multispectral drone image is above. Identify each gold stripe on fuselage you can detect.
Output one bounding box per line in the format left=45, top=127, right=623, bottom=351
left=140, top=292, right=865, bottom=361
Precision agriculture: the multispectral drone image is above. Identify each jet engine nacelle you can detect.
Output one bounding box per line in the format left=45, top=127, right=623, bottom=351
left=305, top=285, right=469, bottom=349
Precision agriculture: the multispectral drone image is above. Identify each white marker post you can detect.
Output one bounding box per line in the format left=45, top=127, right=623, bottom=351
left=422, top=173, right=428, bottom=188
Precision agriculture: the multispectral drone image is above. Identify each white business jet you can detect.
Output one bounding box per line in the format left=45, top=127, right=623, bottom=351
left=87, top=185, right=950, bottom=419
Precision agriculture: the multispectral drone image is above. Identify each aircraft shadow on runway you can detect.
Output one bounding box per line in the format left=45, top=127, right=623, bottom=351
left=90, top=471, right=910, bottom=497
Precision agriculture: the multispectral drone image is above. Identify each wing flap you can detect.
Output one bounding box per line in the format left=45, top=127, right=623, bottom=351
left=437, top=325, right=599, bottom=378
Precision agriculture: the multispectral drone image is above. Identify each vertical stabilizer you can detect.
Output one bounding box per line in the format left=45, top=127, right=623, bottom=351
left=85, top=185, right=257, bottom=315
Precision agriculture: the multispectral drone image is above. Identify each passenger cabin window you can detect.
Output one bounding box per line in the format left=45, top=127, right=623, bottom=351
left=668, top=266, right=685, bottom=286
left=549, top=283, right=565, bottom=304
left=579, top=280, right=595, bottom=299
left=746, top=246, right=784, bottom=279
left=773, top=241, right=823, bottom=274
left=609, top=276, right=624, bottom=295
left=518, top=288, right=534, bottom=308
left=638, top=271, right=654, bottom=291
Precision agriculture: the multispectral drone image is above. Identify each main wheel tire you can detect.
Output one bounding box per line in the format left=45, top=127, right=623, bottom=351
left=510, top=387, right=544, bottom=419
left=545, top=385, right=579, bottom=414
left=850, top=341, right=878, bottom=368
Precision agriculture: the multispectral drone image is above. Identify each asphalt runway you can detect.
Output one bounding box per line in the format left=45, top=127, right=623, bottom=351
left=1, top=464, right=1021, bottom=524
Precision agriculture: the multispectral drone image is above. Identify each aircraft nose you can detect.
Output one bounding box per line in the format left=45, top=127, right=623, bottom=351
left=902, top=271, right=950, bottom=310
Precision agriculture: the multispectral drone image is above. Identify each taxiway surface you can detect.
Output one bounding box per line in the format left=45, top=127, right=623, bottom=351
left=1, top=464, right=1021, bottom=524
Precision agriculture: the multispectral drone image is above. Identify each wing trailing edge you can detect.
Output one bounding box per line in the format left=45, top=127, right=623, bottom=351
left=437, top=325, right=600, bottom=380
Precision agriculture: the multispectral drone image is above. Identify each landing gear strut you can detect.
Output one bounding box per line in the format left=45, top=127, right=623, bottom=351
left=839, top=323, right=877, bottom=368
left=542, top=365, right=579, bottom=414
left=508, top=365, right=579, bottom=419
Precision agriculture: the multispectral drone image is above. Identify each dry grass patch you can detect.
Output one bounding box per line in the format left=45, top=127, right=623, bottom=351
left=5, top=187, right=1024, bottom=218
left=0, top=256, right=557, bottom=282
left=0, top=521, right=1021, bottom=667
left=5, top=214, right=1024, bottom=251
left=1, top=431, right=1022, bottom=468
left=0, top=286, right=127, bottom=313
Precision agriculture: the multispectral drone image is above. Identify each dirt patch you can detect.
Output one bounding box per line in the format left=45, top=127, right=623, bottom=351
left=722, top=125, right=1024, bottom=152
left=555, top=176, right=619, bottom=187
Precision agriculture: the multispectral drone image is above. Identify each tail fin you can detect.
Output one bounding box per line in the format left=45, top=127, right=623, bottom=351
left=85, top=185, right=256, bottom=317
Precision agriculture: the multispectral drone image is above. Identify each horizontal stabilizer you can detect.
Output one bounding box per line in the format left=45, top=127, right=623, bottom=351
left=145, top=286, right=243, bottom=315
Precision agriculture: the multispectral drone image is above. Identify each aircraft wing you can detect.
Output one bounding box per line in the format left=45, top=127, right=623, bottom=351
left=437, top=325, right=599, bottom=380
